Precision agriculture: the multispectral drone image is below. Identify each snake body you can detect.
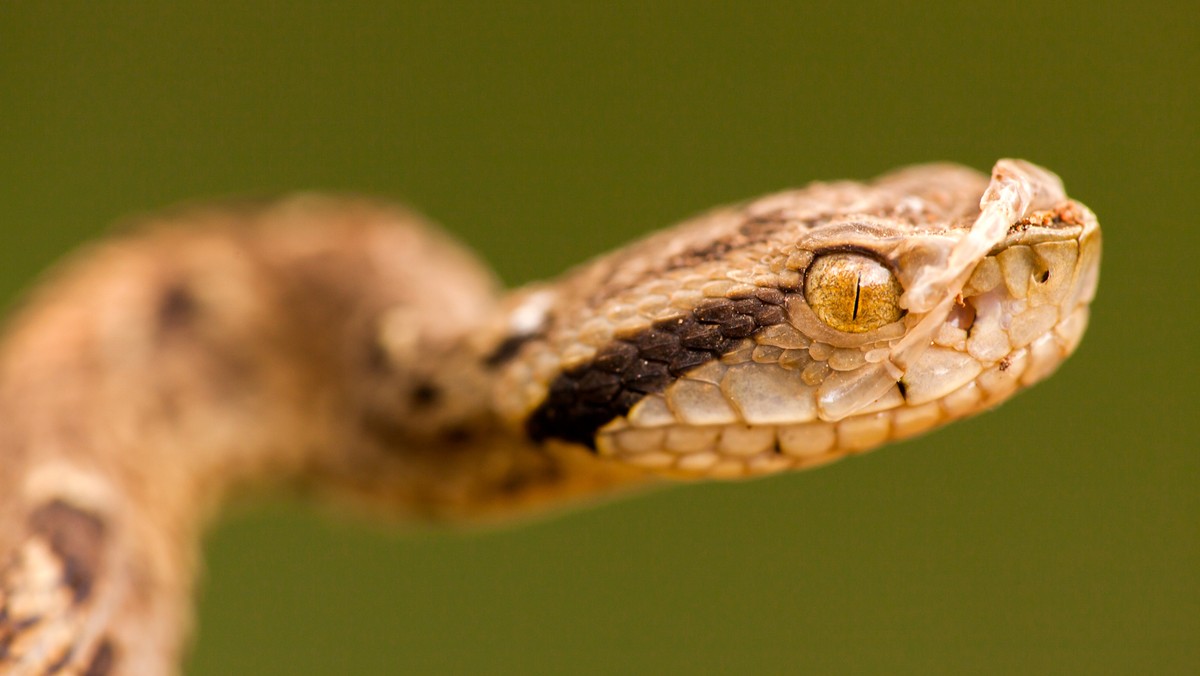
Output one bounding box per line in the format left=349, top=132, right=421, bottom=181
left=0, top=160, right=1100, bottom=673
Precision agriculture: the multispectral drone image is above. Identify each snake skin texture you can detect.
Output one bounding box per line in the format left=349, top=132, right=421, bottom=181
left=0, top=160, right=1100, bottom=673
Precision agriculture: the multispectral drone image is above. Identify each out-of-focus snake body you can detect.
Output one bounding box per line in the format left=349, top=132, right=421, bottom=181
left=0, top=160, right=1100, bottom=673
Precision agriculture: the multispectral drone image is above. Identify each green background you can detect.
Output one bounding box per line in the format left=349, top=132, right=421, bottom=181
left=2, top=3, right=1196, bottom=674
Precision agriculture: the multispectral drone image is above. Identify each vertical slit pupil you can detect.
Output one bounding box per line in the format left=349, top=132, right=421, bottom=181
left=851, top=272, right=862, bottom=321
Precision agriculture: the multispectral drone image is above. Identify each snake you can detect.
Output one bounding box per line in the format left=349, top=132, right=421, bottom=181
left=0, top=159, right=1100, bottom=674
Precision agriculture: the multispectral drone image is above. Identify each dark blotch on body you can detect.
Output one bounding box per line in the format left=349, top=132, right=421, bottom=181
left=157, top=283, right=197, bottom=332
left=409, top=381, right=441, bottom=409
left=27, top=501, right=106, bottom=604
left=526, top=290, right=797, bottom=448
left=0, top=621, right=10, bottom=661
left=83, top=639, right=115, bottom=676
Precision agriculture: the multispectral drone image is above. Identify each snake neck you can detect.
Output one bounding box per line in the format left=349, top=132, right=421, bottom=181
left=0, top=197, right=639, bottom=674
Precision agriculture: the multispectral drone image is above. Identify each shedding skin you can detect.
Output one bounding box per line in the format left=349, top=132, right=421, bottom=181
left=0, top=161, right=1100, bottom=673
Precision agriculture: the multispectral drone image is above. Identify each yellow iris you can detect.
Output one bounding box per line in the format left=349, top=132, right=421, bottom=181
left=804, top=253, right=903, bottom=333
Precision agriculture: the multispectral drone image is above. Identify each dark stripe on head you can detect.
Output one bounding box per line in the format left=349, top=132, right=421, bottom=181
left=525, top=287, right=796, bottom=448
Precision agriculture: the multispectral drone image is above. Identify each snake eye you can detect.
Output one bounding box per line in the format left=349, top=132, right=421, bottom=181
left=804, top=252, right=903, bottom=333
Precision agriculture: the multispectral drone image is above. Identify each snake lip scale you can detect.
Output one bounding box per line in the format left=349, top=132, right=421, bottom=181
left=0, top=159, right=1100, bottom=673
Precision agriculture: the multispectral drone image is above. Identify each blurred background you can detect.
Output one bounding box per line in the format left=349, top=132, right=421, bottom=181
left=1, top=3, right=1196, bottom=674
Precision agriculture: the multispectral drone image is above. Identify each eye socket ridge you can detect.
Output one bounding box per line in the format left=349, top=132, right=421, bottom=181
left=803, top=250, right=904, bottom=333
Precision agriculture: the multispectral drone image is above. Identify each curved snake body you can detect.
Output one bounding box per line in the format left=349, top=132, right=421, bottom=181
left=0, top=160, right=1100, bottom=673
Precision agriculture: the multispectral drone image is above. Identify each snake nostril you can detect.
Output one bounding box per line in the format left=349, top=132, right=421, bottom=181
left=1037, top=270, right=1051, bottom=283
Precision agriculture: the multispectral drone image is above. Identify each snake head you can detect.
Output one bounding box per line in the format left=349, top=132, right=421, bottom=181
left=498, top=161, right=1101, bottom=478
